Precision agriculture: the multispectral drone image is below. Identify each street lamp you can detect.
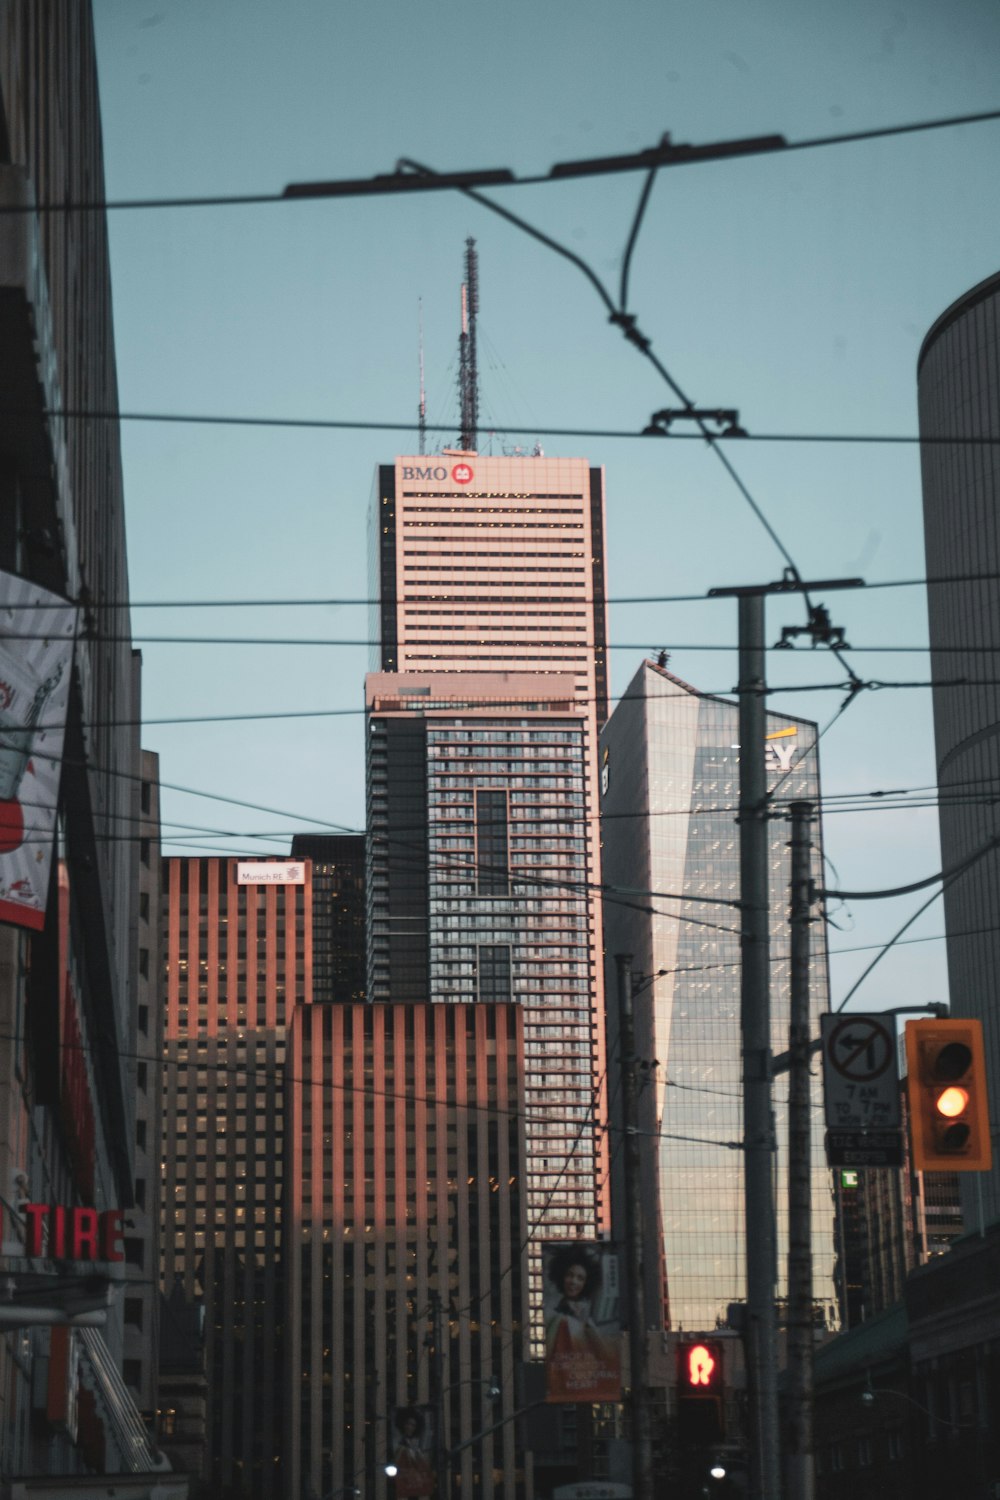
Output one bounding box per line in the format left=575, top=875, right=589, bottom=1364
left=436, top=1376, right=502, bottom=1496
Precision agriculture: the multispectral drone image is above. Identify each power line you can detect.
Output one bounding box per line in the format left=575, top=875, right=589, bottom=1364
left=29, top=405, right=1000, bottom=448
left=8, top=563, right=1000, bottom=612
left=5, top=107, right=996, bottom=214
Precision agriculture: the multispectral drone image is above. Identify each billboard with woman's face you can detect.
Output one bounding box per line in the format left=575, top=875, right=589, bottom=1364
left=0, top=571, right=75, bottom=930
left=542, top=1242, right=621, bottom=1402
left=391, top=1404, right=436, bottom=1497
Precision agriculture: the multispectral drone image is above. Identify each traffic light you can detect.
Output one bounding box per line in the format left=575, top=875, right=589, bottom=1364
left=904, top=1018, right=992, bottom=1172
left=676, top=1339, right=725, bottom=1445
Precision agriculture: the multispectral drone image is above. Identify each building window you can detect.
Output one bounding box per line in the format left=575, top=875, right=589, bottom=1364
left=124, top=1358, right=142, bottom=1389
left=478, top=945, right=511, bottom=1002
left=125, top=1297, right=143, bottom=1329
left=475, top=790, right=509, bottom=896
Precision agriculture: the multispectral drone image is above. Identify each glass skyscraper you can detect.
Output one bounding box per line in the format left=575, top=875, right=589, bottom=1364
left=600, top=659, right=839, bottom=1331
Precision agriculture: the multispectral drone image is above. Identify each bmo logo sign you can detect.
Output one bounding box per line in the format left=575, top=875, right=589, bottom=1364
left=401, top=462, right=475, bottom=485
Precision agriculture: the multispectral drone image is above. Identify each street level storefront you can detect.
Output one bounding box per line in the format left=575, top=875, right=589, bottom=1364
left=814, top=1218, right=1000, bottom=1500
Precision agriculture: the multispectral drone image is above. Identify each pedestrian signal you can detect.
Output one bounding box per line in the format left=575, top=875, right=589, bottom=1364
left=676, top=1339, right=725, bottom=1446
left=678, top=1340, right=724, bottom=1393
left=905, top=1018, right=992, bottom=1172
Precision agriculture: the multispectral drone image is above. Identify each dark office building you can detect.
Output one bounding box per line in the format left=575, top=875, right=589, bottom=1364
left=918, top=269, right=1000, bottom=1229
left=291, top=834, right=366, bottom=1003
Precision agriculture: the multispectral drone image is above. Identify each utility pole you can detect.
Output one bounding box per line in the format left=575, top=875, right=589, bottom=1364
left=429, top=1290, right=448, bottom=1500
left=616, top=953, right=654, bottom=1500
left=707, top=573, right=859, bottom=1500
left=786, top=800, right=815, bottom=1500
left=735, top=588, right=781, bottom=1500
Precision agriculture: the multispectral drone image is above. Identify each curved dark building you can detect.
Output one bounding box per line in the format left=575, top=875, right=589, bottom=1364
left=918, top=270, right=1000, bottom=1228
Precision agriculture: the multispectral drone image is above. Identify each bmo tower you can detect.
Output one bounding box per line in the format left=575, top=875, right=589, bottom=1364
left=367, top=453, right=611, bottom=1327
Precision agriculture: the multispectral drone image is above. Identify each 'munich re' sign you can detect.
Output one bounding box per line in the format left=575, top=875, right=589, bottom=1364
left=10, top=1205, right=125, bottom=1262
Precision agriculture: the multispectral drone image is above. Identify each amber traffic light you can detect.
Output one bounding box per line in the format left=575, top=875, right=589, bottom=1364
left=905, top=1018, right=992, bottom=1172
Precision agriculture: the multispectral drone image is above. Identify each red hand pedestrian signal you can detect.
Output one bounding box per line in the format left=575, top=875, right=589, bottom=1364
left=688, top=1345, right=715, bottom=1387
left=677, top=1338, right=725, bottom=1444
left=678, top=1339, right=723, bottom=1393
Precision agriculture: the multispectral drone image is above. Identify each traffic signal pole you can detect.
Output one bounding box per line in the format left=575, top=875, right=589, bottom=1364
left=615, top=953, right=654, bottom=1500
left=786, top=801, right=815, bottom=1500
left=708, top=573, right=860, bottom=1500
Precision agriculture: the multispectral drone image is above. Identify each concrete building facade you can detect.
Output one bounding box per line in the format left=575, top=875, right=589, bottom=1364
left=0, top=2, right=165, bottom=1485
left=123, top=751, right=164, bottom=1419
left=917, top=269, right=1000, bottom=1229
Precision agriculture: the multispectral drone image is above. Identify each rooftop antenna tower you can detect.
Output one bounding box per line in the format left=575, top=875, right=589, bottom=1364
left=418, top=298, right=427, bottom=456
left=458, top=237, right=479, bottom=452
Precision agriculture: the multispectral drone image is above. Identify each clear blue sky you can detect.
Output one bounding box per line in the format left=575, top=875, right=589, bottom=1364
left=91, top=0, right=1000, bottom=1013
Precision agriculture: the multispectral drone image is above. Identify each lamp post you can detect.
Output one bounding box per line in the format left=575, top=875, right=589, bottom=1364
left=436, top=1375, right=501, bottom=1499
left=615, top=955, right=656, bottom=1500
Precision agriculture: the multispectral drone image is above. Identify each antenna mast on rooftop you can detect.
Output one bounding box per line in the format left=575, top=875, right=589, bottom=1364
left=418, top=298, right=427, bottom=456
left=458, top=237, right=479, bottom=452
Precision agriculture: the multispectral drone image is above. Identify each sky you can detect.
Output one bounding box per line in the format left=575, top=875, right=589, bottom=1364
left=90, top=0, right=1000, bottom=1017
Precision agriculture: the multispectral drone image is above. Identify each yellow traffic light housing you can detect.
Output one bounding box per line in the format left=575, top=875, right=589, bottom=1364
left=904, top=1018, right=992, bottom=1172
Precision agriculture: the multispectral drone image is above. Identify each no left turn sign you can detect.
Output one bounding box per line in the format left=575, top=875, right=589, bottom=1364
left=821, top=1013, right=901, bottom=1131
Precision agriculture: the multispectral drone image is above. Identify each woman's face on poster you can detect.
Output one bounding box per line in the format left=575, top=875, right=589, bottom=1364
left=562, top=1262, right=587, bottom=1300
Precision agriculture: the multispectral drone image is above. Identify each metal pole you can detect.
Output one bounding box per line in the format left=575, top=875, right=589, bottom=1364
left=737, top=592, right=781, bottom=1500
left=786, top=801, right=815, bottom=1500
left=616, top=953, right=654, bottom=1500
left=430, top=1291, right=448, bottom=1500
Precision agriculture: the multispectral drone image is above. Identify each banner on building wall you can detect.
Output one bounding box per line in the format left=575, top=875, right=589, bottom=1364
left=236, top=860, right=305, bottom=885
left=390, top=1405, right=436, bottom=1497
left=0, top=571, right=76, bottom=931
left=543, top=1241, right=621, bottom=1402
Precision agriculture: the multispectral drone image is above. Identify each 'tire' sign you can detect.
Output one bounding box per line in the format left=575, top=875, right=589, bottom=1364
left=6, top=1204, right=125, bottom=1262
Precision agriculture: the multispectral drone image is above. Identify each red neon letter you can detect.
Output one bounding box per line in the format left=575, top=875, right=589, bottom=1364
left=50, top=1204, right=67, bottom=1259
left=24, top=1203, right=48, bottom=1256
left=100, top=1209, right=125, bottom=1263
left=70, top=1207, right=98, bottom=1261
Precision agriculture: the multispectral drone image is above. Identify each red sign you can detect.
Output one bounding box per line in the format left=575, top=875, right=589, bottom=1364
left=13, top=1204, right=124, bottom=1262
left=451, top=462, right=474, bottom=485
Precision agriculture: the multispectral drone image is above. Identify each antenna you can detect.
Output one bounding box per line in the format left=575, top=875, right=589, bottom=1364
left=418, top=298, right=427, bottom=456
left=458, top=237, right=479, bottom=452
